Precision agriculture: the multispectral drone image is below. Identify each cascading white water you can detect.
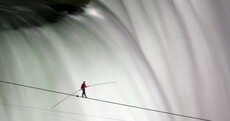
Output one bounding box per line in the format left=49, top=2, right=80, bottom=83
left=0, top=0, right=230, bottom=121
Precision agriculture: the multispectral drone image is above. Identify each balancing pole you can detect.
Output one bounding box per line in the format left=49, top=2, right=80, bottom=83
left=51, top=81, right=116, bottom=109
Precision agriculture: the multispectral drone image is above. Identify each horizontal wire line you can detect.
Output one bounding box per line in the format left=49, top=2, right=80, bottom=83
left=0, top=80, right=211, bottom=121
left=78, top=96, right=211, bottom=121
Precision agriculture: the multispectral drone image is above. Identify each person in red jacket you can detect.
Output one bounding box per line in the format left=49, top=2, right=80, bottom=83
left=81, top=81, right=87, bottom=98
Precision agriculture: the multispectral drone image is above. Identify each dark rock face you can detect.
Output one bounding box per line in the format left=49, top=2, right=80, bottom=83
left=0, top=0, right=90, bottom=29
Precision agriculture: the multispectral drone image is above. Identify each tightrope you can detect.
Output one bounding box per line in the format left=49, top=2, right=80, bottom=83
left=0, top=80, right=211, bottom=121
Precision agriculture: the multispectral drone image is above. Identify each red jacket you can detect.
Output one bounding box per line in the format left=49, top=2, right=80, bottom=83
left=81, top=83, right=87, bottom=89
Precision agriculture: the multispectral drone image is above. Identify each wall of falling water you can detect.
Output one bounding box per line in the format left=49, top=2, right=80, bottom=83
left=0, top=0, right=230, bottom=121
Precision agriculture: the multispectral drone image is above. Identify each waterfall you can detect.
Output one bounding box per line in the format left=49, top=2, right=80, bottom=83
left=0, top=0, right=229, bottom=121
